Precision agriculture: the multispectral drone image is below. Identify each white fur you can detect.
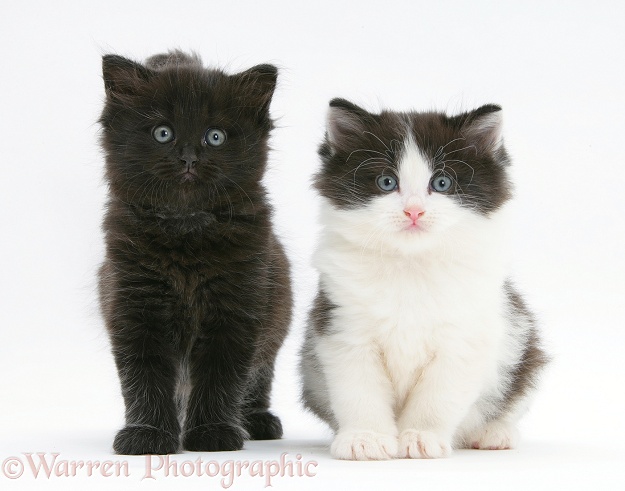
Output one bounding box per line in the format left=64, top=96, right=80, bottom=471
left=312, top=139, right=529, bottom=460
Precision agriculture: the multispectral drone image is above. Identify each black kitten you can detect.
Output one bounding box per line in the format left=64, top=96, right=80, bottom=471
left=98, top=51, right=292, bottom=455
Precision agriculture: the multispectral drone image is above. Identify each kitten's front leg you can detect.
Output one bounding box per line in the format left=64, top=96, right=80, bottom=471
left=396, top=338, right=493, bottom=459
left=242, top=366, right=284, bottom=441
left=182, top=319, right=256, bottom=452
left=110, top=327, right=180, bottom=455
left=316, top=334, right=398, bottom=460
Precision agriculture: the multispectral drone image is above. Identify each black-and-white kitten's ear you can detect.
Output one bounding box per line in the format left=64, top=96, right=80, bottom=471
left=233, top=64, right=278, bottom=122
left=326, top=98, right=372, bottom=150
left=144, top=50, right=202, bottom=70
left=455, top=104, right=503, bottom=152
left=102, top=55, right=154, bottom=96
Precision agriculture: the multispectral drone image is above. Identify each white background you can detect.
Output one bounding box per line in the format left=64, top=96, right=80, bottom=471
left=1, top=1, right=624, bottom=489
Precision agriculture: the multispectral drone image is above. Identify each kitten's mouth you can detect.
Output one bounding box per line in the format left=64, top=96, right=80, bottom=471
left=180, top=169, right=199, bottom=183
left=404, top=222, right=425, bottom=232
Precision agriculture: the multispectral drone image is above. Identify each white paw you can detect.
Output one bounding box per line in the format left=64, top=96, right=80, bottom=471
left=468, top=421, right=519, bottom=450
left=331, top=431, right=398, bottom=460
left=398, top=429, right=451, bottom=459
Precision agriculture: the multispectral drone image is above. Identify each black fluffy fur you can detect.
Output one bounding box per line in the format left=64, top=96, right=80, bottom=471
left=98, top=51, right=292, bottom=455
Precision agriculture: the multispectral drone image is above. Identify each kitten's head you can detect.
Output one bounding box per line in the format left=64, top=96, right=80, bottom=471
left=99, top=51, right=277, bottom=213
left=315, top=99, right=512, bottom=252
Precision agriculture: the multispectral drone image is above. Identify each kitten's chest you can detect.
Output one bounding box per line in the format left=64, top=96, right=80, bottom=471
left=142, top=242, right=218, bottom=338
left=320, top=246, right=504, bottom=365
left=325, top=253, right=484, bottom=329
left=325, top=257, right=486, bottom=404
left=163, top=262, right=211, bottom=345
left=162, top=256, right=209, bottom=299
left=147, top=239, right=266, bottom=328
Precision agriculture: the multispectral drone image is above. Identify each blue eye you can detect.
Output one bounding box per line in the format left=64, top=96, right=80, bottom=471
left=430, top=175, right=453, bottom=192
left=205, top=128, right=227, bottom=147
left=376, top=175, right=398, bottom=192
left=153, top=125, right=174, bottom=143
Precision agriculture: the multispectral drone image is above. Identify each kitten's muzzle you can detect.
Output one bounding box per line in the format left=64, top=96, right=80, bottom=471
left=180, top=146, right=198, bottom=169
left=179, top=145, right=199, bottom=181
left=180, top=166, right=199, bottom=182
left=404, top=207, right=425, bottom=224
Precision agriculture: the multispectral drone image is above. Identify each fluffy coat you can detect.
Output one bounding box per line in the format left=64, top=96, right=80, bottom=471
left=98, top=52, right=291, bottom=455
left=300, top=99, right=547, bottom=460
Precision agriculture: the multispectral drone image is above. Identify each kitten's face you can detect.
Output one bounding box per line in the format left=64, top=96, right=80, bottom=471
left=100, top=54, right=277, bottom=212
left=316, top=99, right=512, bottom=252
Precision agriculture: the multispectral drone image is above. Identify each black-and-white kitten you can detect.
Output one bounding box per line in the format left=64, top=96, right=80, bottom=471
left=98, top=51, right=291, bottom=455
left=300, top=98, right=548, bottom=460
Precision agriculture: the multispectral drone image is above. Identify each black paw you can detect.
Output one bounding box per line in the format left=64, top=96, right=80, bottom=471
left=244, top=411, right=283, bottom=440
left=113, top=425, right=180, bottom=455
left=183, top=423, right=245, bottom=452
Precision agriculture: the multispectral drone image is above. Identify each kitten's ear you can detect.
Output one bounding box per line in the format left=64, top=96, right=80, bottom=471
left=326, top=98, right=370, bottom=149
left=455, top=104, right=503, bottom=152
left=102, top=55, right=153, bottom=96
left=233, top=64, right=278, bottom=121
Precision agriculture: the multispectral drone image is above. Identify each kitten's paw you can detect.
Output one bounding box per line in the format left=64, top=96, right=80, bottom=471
left=113, top=425, right=179, bottom=455
left=331, top=431, right=398, bottom=460
left=183, top=423, right=245, bottom=452
left=468, top=421, right=519, bottom=450
left=244, top=411, right=283, bottom=440
left=398, top=430, right=451, bottom=459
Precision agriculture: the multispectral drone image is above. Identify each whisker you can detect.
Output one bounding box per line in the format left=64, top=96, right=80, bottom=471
left=434, top=138, right=466, bottom=158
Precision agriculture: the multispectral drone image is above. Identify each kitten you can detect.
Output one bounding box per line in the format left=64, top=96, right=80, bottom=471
left=300, top=98, right=548, bottom=460
left=98, top=51, right=292, bottom=455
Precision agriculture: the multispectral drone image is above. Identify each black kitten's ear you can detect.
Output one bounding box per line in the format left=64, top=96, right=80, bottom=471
left=454, top=104, right=503, bottom=151
left=233, top=64, right=278, bottom=120
left=102, top=55, right=153, bottom=96
left=326, top=98, right=372, bottom=149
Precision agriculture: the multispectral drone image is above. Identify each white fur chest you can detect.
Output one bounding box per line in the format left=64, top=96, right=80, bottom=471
left=317, top=231, right=504, bottom=325
left=315, top=228, right=507, bottom=404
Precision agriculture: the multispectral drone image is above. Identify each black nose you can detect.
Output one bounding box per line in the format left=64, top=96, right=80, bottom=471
left=180, top=146, right=198, bottom=167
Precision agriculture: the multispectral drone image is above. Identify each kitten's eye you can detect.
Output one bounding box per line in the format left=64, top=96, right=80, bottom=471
left=205, top=128, right=227, bottom=147
left=376, top=175, right=398, bottom=192
left=430, top=175, right=453, bottom=192
left=153, top=125, right=174, bottom=143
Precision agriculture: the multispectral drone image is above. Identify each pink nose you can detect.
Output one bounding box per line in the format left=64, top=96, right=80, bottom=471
left=404, top=207, right=425, bottom=222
